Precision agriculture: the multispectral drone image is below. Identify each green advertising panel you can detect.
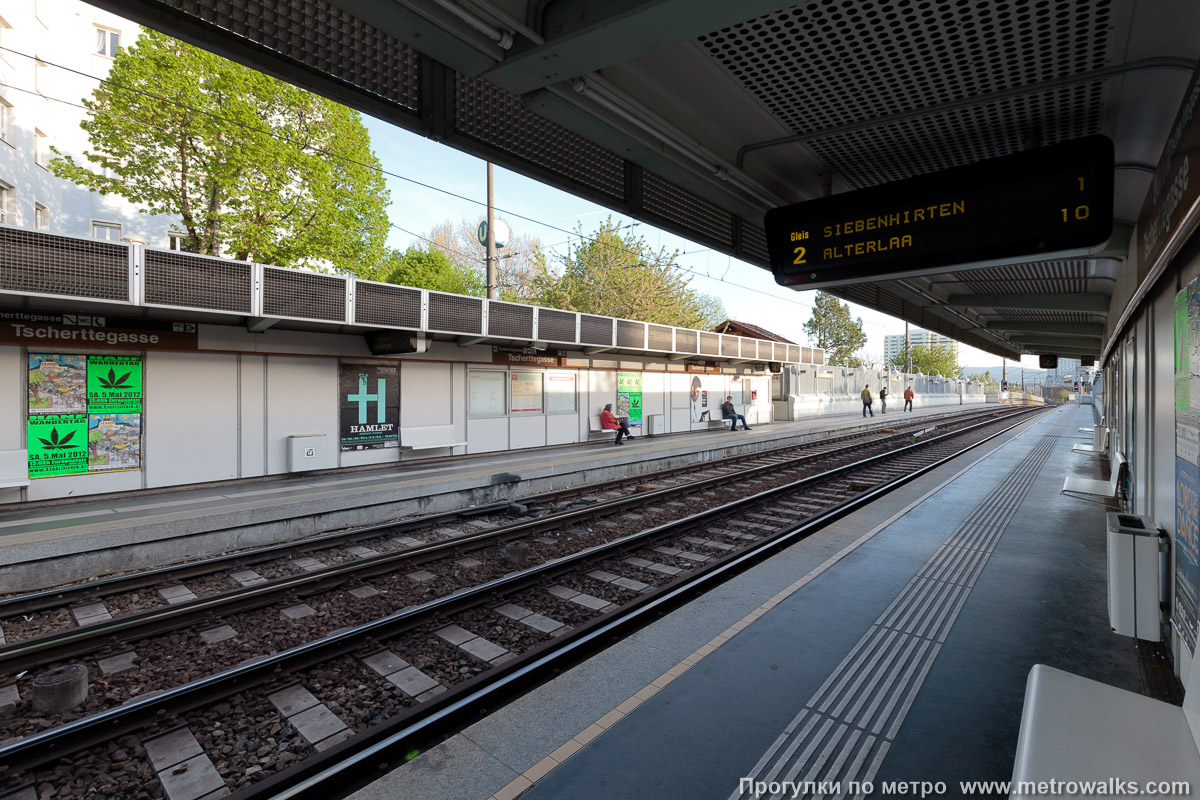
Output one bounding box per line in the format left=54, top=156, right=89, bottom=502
left=88, top=413, right=143, bottom=472
left=617, top=372, right=643, bottom=427
left=28, top=414, right=88, bottom=477
left=86, top=355, right=144, bottom=413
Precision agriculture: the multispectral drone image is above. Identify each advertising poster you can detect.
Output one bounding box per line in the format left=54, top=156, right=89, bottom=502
left=1178, top=275, right=1200, bottom=651
left=1178, top=286, right=1191, bottom=411
left=689, top=375, right=710, bottom=422
left=88, top=413, right=142, bottom=472
left=510, top=372, right=543, bottom=413
left=1176, top=450, right=1200, bottom=653
left=617, top=372, right=643, bottom=427
left=86, top=355, right=144, bottom=413
left=339, top=363, right=399, bottom=450
left=28, top=354, right=87, bottom=415
left=28, top=414, right=88, bottom=477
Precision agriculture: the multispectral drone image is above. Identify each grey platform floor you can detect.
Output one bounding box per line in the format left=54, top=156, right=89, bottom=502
left=348, top=403, right=1137, bottom=800
left=0, top=402, right=985, bottom=561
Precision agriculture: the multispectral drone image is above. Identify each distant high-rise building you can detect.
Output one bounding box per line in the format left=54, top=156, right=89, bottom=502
left=883, top=329, right=960, bottom=365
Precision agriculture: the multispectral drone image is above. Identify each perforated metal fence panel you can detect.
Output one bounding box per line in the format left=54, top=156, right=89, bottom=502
left=456, top=74, right=625, bottom=200
left=262, top=267, right=347, bottom=322
left=647, top=324, right=674, bottom=351
left=699, top=333, right=720, bottom=356
left=721, top=335, right=738, bottom=356
left=143, top=249, right=252, bottom=313
left=488, top=300, right=534, bottom=339
left=154, top=0, right=420, bottom=111
left=740, top=222, right=770, bottom=265
left=772, top=342, right=786, bottom=361
left=616, top=320, right=646, bottom=349
left=537, top=308, right=577, bottom=343
left=428, top=292, right=483, bottom=335
left=802, top=346, right=814, bottom=364
left=355, top=281, right=422, bottom=329
left=579, top=314, right=613, bottom=346
left=0, top=227, right=129, bottom=302
left=643, top=172, right=734, bottom=246
left=740, top=338, right=756, bottom=358
left=787, top=345, right=800, bottom=363
left=675, top=329, right=697, bottom=353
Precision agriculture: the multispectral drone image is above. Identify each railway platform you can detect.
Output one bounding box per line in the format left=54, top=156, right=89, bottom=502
left=0, top=402, right=995, bottom=591
left=346, top=403, right=1143, bottom=800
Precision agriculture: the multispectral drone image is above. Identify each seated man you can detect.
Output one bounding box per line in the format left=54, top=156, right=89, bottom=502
left=721, top=396, right=751, bottom=431
left=600, top=403, right=633, bottom=445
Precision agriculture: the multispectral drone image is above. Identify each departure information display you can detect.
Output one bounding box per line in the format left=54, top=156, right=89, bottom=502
left=766, top=135, right=1114, bottom=289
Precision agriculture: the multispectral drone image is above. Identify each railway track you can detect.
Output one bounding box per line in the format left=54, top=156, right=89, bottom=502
left=0, top=405, right=1046, bottom=800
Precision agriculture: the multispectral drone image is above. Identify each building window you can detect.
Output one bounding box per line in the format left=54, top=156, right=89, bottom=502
left=95, top=27, right=120, bottom=57
left=0, top=98, right=10, bottom=145
left=34, top=129, right=49, bottom=168
left=34, top=203, right=48, bottom=230
left=0, top=182, right=11, bottom=225
left=91, top=221, right=121, bottom=241
left=168, top=231, right=197, bottom=252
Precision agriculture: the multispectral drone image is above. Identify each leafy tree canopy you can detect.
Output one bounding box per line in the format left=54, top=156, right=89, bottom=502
left=528, top=217, right=726, bottom=328
left=50, top=29, right=390, bottom=277
left=802, top=292, right=867, bottom=366
left=424, top=219, right=544, bottom=302
left=384, top=247, right=485, bottom=297
left=889, top=343, right=959, bottom=376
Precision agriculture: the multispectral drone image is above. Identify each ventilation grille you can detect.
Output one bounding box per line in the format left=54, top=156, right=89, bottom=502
left=957, top=259, right=1092, bottom=295
left=802, top=346, right=814, bottom=364
left=699, top=332, right=720, bottom=356
left=456, top=74, right=625, bottom=199
left=537, top=308, right=577, bottom=343
left=787, top=345, right=800, bottom=363
left=428, top=292, right=483, bottom=334
left=616, top=320, right=645, bottom=349
left=740, top=222, right=770, bottom=264
left=699, top=1, right=1116, bottom=188
left=643, top=172, right=734, bottom=245
left=740, top=338, right=756, bottom=358
left=488, top=300, right=534, bottom=339
left=163, top=0, right=420, bottom=109
left=648, top=324, right=674, bottom=351
left=262, top=267, right=346, bottom=321
left=675, top=329, right=697, bottom=353
left=580, top=314, right=613, bottom=346
left=355, top=281, right=421, bottom=329
left=144, top=249, right=251, bottom=313
left=721, top=335, right=738, bottom=356
left=773, top=342, right=786, bottom=361
left=813, top=348, right=825, bottom=365
left=0, top=227, right=128, bottom=301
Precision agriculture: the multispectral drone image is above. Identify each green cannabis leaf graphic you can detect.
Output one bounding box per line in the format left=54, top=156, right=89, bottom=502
left=97, top=368, right=132, bottom=389
left=38, top=428, right=79, bottom=450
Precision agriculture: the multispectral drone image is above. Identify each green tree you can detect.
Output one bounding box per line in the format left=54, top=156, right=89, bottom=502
left=802, top=292, right=867, bottom=366
left=384, top=247, right=486, bottom=296
left=88, top=428, right=104, bottom=462
left=426, top=219, right=544, bottom=302
left=890, top=344, right=959, bottom=376
left=50, top=29, right=389, bottom=277
left=28, top=370, right=46, bottom=403
left=529, top=217, right=726, bottom=328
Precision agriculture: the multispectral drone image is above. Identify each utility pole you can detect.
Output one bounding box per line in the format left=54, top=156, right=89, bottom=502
left=904, top=322, right=911, bottom=374
left=486, top=162, right=498, bottom=300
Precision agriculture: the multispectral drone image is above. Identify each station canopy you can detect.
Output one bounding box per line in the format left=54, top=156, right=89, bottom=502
left=92, top=0, right=1200, bottom=360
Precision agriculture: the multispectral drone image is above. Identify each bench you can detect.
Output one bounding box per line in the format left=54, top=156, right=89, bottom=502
left=1011, top=656, right=1200, bottom=795
left=1072, top=426, right=1109, bottom=455
left=588, top=415, right=628, bottom=442
left=1060, top=451, right=1124, bottom=504
left=399, top=426, right=466, bottom=452
left=0, top=450, right=29, bottom=489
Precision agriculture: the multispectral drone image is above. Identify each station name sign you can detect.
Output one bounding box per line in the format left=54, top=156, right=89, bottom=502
left=492, top=345, right=566, bottom=366
left=766, top=135, right=1114, bottom=290
left=0, top=310, right=198, bottom=350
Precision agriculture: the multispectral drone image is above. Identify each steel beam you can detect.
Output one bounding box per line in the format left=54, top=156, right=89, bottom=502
left=984, top=321, right=1104, bottom=336
left=1005, top=335, right=1101, bottom=352
left=944, top=293, right=1111, bottom=312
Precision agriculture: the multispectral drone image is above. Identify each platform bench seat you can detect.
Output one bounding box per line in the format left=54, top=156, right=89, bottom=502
left=588, top=415, right=630, bottom=441
left=400, top=426, right=466, bottom=452
left=1072, top=426, right=1109, bottom=456
left=0, top=450, right=29, bottom=489
left=1011, top=662, right=1200, bottom=797
left=1060, top=451, right=1124, bottom=504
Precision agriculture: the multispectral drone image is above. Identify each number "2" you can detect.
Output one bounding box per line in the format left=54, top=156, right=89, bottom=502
left=793, top=246, right=807, bottom=265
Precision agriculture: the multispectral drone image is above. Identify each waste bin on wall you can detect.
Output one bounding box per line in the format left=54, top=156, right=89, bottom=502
left=1106, top=512, right=1165, bottom=641
left=645, top=414, right=665, bottom=436
left=288, top=434, right=327, bottom=472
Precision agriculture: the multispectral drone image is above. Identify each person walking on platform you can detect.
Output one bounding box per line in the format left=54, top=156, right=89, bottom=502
left=721, top=396, right=751, bottom=431
left=879, top=385, right=888, bottom=414
left=904, top=385, right=915, bottom=412
left=861, top=384, right=874, bottom=417
left=601, top=403, right=632, bottom=445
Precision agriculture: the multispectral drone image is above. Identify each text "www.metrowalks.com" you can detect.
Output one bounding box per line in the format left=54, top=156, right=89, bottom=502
left=738, top=778, right=1193, bottom=797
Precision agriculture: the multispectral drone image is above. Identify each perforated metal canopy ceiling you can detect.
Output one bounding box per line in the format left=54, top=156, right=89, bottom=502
left=89, top=0, right=1200, bottom=360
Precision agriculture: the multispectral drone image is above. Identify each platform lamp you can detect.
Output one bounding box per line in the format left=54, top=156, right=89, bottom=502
left=120, top=234, right=149, bottom=246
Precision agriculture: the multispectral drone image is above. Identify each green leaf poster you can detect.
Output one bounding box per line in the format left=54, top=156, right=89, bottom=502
left=86, top=355, right=144, bottom=412
left=28, top=414, right=88, bottom=477
left=617, top=372, right=643, bottom=428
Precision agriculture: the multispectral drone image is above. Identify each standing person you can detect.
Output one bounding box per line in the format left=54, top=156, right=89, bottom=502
left=721, top=395, right=751, bottom=431
left=600, top=403, right=632, bottom=445
left=861, top=384, right=874, bottom=417
left=879, top=384, right=889, bottom=414
left=904, top=385, right=915, bottom=412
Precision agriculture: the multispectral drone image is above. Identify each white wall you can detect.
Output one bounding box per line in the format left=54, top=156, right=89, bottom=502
left=265, top=357, right=338, bottom=474
left=145, top=352, right=239, bottom=487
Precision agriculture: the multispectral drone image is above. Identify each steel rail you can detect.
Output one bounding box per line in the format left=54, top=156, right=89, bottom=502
left=0, top=406, right=1045, bottom=775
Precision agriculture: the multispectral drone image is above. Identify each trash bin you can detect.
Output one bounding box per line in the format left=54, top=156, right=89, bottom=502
left=1105, top=512, right=1164, bottom=641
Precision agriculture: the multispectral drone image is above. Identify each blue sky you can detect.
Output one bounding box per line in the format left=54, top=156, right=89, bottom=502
left=363, top=116, right=1040, bottom=370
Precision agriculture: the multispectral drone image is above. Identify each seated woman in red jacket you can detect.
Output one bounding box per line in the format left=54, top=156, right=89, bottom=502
left=600, top=403, right=633, bottom=445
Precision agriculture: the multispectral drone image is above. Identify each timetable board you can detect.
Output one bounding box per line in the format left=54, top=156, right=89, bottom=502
left=766, top=135, right=1114, bottom=289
